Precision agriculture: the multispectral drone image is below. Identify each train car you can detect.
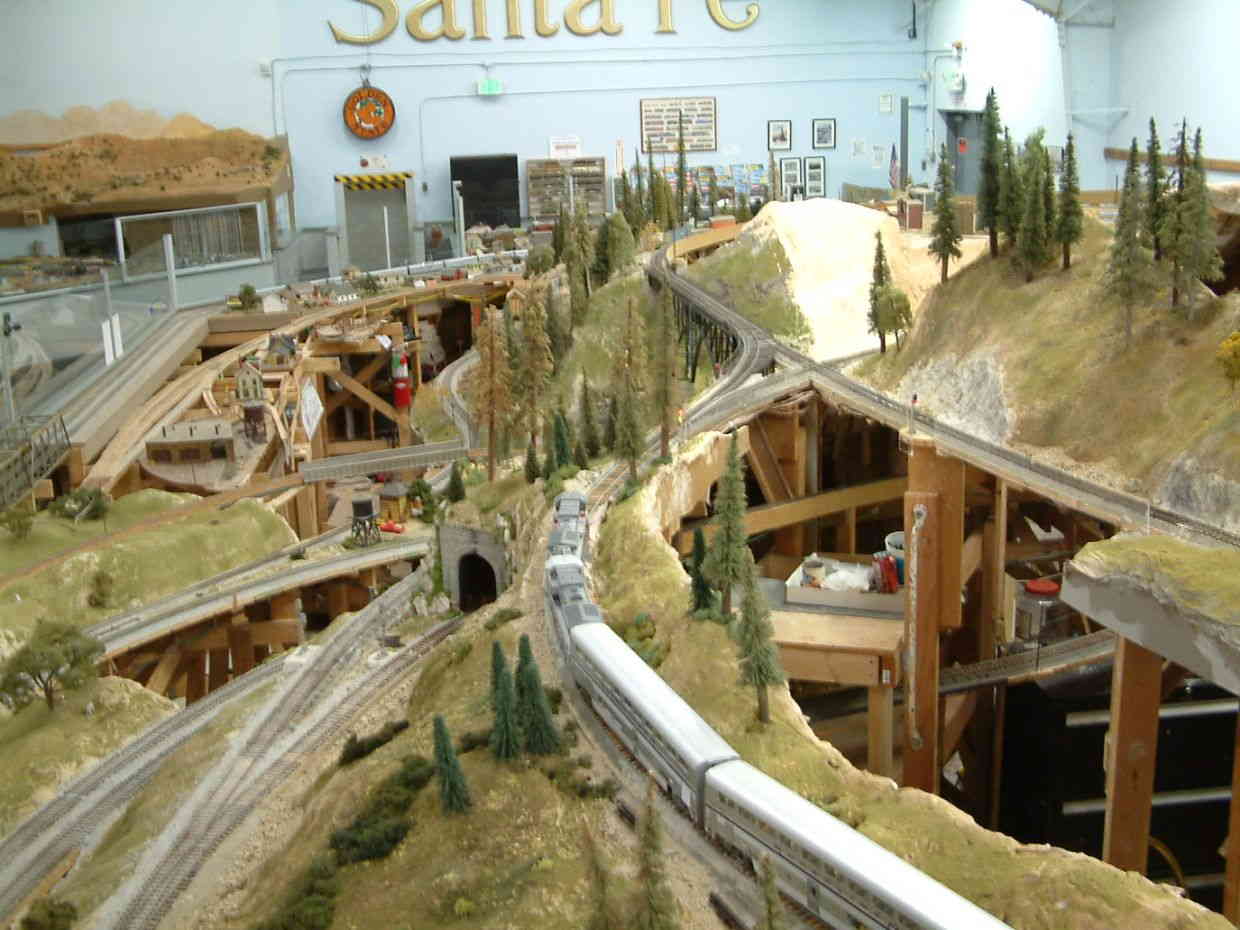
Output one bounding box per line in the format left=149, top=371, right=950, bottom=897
left=544, top=556, right=594, bottom=655
left=547, top=523, right=586, bottom=560
left=704, top=760, right=1012, bottom=930
left=569, top=622, right=737, bottom=821
left=553, top=491, right=588, bottom=527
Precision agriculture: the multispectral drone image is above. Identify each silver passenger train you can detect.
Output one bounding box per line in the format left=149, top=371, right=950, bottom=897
left=543, top=493, right=1011, bottom=930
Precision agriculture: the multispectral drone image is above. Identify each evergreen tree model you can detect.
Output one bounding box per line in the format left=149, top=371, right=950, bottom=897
left=1041, top=144, right=1056, bottom=242
left=516, top=294, right=554, bottom=448
left=524, top=440, right=538, bottom=484
left=514, top=634, right=534, bottom=733
left=1218, top=332, right=1240, bottom=393
left=504, top=305, right=520, bottom=371
left=606, top=211, right=637, bottom=277
left=1147, top=118, right=1167, bottom=261
left=928, top=144, right=963, bottom=284
left=584, top=828, right=624, bottom=930
left=433, top=715, right=472, bottom=814
left=542, top=417, right=557, bottom=478
left=490, top=645, right=520, bottom=761
left=1055, top=133, right=1084, bottom=270
left=572, top=200, right=597, bottom=297
left=868, top=230, right=891, bottom=353
left=736, top=194, right=753, bottom=223
left=490, top=639, right=505, bottom=708
left=1161, top=121, right=1192, bottom=310
left=470, top=308, right=512, bottom=482
left=1180, top=127, right=1224, bottom=312
left=614, top=297, right=649, bottom=484
left=998, top=128, right=1023, bottom=251
left=604, top=395, right=619, bottom=451
left=756, top=857, right=788, bottom=930
left=517, top=651, right=561, bottom=755
left=978, top=87, right=1003, bottom=258
left=593, top=218, right=611, bottom=284
left=619, top=169, right=633, bottom=233
left=554, top=411, right=572, bottom=469
left=689, top=184, right=701, bottom=223
left=569, top=266, right=588, bottom=331
left=675, top=111, right=688, bottom=227
left=635, top=781, right=681, bottom=930
left=690, top=526, right=713, bottom=614
left=653, top=288, right=677, bottom=459
left=1017, top=132, right=1050, bottom=282
left=552, top=202, right=568, bottom=262
left=632, top=148, right=647, bottom=232
left=1106, top=139, right=1152, bottom=348
left=708, top=175, right=720, bottom=218
left=580, top=377, right=601, bottom=458
left=733, top=554, right=785, bottom=724
left=544, top=287, right=568, bottom=368
left=574, top=437, right=588, bottom=468
left=702, top=434, right=748, bottom=616
left=446, top=460, right=466, bottom=502
left=0, top=621, right=103, bottom=711
left=648, top=149, right=659, bottom=222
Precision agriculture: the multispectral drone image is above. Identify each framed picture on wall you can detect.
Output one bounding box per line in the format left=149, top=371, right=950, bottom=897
left=767, top=119, right=792, bottom=151
left=779, top=156, right=802, bottom=184
left=812, top=118, right=837, bottom=150
left=804, top=156, right=826, bottom=197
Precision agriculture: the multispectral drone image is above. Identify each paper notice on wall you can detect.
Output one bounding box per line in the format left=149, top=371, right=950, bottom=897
left=851, top=138, right=866, bottom=159
left=549, top=136, right=582, bottom=158
left=300, top=378, right=324, bottom=440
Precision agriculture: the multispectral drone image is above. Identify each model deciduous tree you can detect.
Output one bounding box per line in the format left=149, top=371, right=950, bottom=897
left=470, top=308, right=512, bottom=482
left=702, top=433, right=748, bottom=616
left=515, top=294, right=554, bottom=448
left=489, top=645, right=520, bottom=761
left=733, top=553, right=784, bottom=724
left=1055, top=133, right=1084, bottom=270
left=606, top=211, right=637, bottom=277
left=978, top=87, right=1003, bottom=258
left=689, top=526, right=713, bottom=614
left=1106, top=139, right=1153, bottom=348
left=0, top=505, right=33, bottom=540
left=868, top=230, right=891, bottom=353
left=433, top=715, right=472, bottom=814
left=653, top=288, right=677, bottom=459
left=1218, top=331, right=1240, bottom=393
left=998, top=128, right=1022, bottom=251
left=634, top=781, right=681, bottom=930
left=928, top=144, right=962, bottom=284
left=1147, top=118, right=1168, bottom=261
left=0, top=621, right=103, bottom=712
left=756, top=857, right=788, bottom=930
left=613, top=297, right=648, bottom=484
left=580, top=377, right=601, bottom=459
left=876, top=284, right=912, bottom=351
left=735, top=193, right=752, bottom=223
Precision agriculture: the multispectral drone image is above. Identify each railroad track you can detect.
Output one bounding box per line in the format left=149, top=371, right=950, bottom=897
left=96, top=572, right=452, bottom=930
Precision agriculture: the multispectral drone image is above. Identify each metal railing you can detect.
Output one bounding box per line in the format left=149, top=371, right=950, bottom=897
left=0, top=415, right=69, bottom=511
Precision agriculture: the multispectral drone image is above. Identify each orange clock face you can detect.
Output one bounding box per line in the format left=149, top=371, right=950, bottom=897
left=343, top=85, right=395, bottom=139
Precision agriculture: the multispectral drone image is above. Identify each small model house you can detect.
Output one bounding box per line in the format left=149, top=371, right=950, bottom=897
left=235, top=357, right=267, bottom=442
left=146, top=418, right=236, bottom=465
left=379, top=478, right=409, bottom=523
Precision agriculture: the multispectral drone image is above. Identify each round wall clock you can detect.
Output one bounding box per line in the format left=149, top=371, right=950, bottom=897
left=343, top=83, right=395, bottom=140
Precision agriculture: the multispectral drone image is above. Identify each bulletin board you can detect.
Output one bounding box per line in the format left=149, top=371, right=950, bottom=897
left=640, top=97, right=717, bottom=153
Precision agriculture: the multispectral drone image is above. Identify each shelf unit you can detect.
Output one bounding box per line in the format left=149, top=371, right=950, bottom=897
left=526, top=157, right=607, bottom=222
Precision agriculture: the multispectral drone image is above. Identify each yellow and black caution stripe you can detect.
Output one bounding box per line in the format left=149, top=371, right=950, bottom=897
left=333, top=172, right=413, bottom=191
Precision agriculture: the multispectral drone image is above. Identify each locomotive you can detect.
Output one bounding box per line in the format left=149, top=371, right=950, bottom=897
left=543, top=492, right=1011, bottom=930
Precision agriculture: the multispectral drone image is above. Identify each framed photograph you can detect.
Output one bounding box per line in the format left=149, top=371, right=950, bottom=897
left=812, top=118, right=837, bottom=150
left=767, top=119, right=792, bottom=152
left=779, top=156, right=802, bottom=183
left=804, top=155, right=826, bottom=197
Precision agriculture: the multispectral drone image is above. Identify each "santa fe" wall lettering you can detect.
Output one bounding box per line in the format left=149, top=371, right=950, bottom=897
left=328, top=0, right=759, bottom=44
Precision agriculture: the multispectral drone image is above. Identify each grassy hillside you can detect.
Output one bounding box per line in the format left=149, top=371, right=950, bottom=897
left=854, top=217, right=1240, bottom=497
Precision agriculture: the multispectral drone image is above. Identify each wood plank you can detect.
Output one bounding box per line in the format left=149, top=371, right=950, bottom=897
left=333, top=370, right=400, bottom=424
left=939, top=690, right=978, bottom=761
left=777, top=644, right=878, bottom=685
left=961, top=529, right=984, bottom=582
left=326, top=355, right=388, bottom=417
left=747, top=418, right=793, bottom=503
left=902, top=490, right=941, bottom=793
left=868, top=685, right=894, bottom=778
left=145, top=644, right=183, bottom=695
left=187, top=619, right=303, bottom=651
left=1103, top=146, right=1240, bottom=175
left=185, top=652, right=207, bottom=704
left=1102, top=636, right=1163, bottom=873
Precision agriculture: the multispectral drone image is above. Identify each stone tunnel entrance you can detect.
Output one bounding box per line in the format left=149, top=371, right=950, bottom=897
left=458, top=552, right=497, bottom=612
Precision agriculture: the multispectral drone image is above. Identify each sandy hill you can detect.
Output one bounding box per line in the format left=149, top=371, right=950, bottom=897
left=0, top=101, right=217, bottom=146
left=853, top=215, right=1240, bottom=533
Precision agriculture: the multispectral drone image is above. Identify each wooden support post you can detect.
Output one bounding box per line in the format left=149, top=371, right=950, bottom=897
left=1224, top=715, right=1240, bottom=921
left=328, top=581, right=351, bottom=619
left=146, top=645, right=183, bottom=695
left=312, top=375, right=329, bottom=532
left=902, top=490, right=941, bottom=794
left=906, top=437, right=964, bottom=630
left=867, top=685, right=894, bottom=778
left=208, top=648, right=230, bottom=690
left=185, top=652, right=207, bottom=704
left=228, top=613, right=255, bottom=676
left=270, top=590, right=300, bottom=621
left=843, top=507, right=856, bottom=555
left=1102, top=636, right=1163, bottom=873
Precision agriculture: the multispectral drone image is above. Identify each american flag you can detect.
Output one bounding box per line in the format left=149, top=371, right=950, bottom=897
left=888, top=144, right=900, bottom=190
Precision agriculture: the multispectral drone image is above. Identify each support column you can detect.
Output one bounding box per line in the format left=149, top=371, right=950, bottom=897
left=185, top=652, right=207, bottom=704
left=905, top=436, right=964, bottom=630
left=208, top=647, right=230, bottom=690
left=228, top=612, right=254, bottom=676
left=867, top=685, right=894, bottom=778
left=1225, top=715, right=1240, bottom=921
left=842, top=508, right=857, bottom=555
left=902, top=490, right=940, bottom=793
left=1102, top=636, right=1163, bottom=873
left=328, top=580, right=351, bottom=619
left=312, top=374, right=329, bottom=532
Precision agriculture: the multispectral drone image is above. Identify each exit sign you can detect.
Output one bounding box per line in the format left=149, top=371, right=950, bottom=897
left=476, top=77, right=503, bottom=96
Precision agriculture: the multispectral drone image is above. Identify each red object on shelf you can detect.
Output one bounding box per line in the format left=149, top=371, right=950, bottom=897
left=881, top=555, right=900, bottom=593
left=1025, top=578, right=1060, bottom=596
left=379, top=521, right=405, bottom=534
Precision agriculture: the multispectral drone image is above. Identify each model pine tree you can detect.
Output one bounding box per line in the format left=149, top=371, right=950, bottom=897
left=735, top=193, right=752, bottom=222
left=756, top=857, right=788, bottom=930
left=733, top=553, right=784, bottom=724
left=489, top=646, right=520, bottom=761
left=631, top=148, right=647, bottom=232
left=928, top=144, right=962, bottom=284
left=524, top=440, right=538, bottom=484
left=708, top=175, right=720, bottom=217
left=619, top=169, right=633, bottom=233
left=552, top=202, right=568, bottom=262
left=606, top=211, right=637, bottom=277
left=1161, top=121, right=1192, bottom=310
left=647, top=149, right=658, bottom=221
left=998, top=128, right=1023, bottom=251
left=517, top=652, right=560, bottom=755
left=978, top=87, right=1003, bottom=257
left=634, top=781, right=681, bottom=930
left=516, top=293, right=554, bottom=448
left=1055, top=133, right=1084, bottom=269
left=868, top=230, right=891, bottom=353
left=1017, top=132, right=1050, bottom=282
left=653, top=288, right=677, bottom=459
left=1106, top=139, right=1152, bottom=347
left=1147, top=118, right=1167, bottom=261
left=514, top=633, right=534, bottom=731
left=702, top=433, right=748, bottom=616
left=446, top=460, right=466, bottom=502
left=688, top=184, right=701, bottom=223
left=572, top=200, right=596, bottom=297
left=504, top=305, right=520, bottom=369
left=580, top=377, right=600, bottom=458
left=490, top=639, right=504, bottom=707
left=1041, top=144, right=1056, bottom=240
left=675, top=111, right=688, bottom=227
left=544, top=288, right=568, bottom=370
left=604, top=394, right=618, bottom=451
left=554, top=411, right=572, bottom=469
left=593, top=218, right=611, bottom=283
left=1178, top=127, right=1224, bottom=313
left=470, top=308, right=512, bottom=482
left=689, top=526, right=713, bottom=614
left=432, top=715, right=472, bottom=814
left=584, top=828, right=624, bottom=930
left=613, top=297, right=649, bottom=484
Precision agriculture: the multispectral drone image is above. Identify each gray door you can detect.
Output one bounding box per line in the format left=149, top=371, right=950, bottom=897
left=344, top=187, right=410, bottom=271
left=943, top=111, right=983, bottom=198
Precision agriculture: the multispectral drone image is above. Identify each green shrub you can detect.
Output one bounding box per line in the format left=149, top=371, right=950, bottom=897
left=543, top=686, right=563, bottom=715
left=447, top=640, right=473, bottom=666
left=456, top=727, right=493, bottom=754
left=338, top=719, right=409, bottom=766
left=330, top=815, right=410, bottom=864
left=394, top=754, right=435, bottom=791
left=484, top=607, right=523, bottom=631
left=253, top=854, right=337, bottom=930
left=453, top=897, right=477, bottom=918
left=20, top=897, right=77, bottom=930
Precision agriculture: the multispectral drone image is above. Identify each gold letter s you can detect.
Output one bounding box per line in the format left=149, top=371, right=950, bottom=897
left=565, top=0, right=622, bottom=35
left=407, top=0, right=467, bottom=40
left=706, top=0, right=758, bottom=31
left=328, top=0, right=400, bottom=44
